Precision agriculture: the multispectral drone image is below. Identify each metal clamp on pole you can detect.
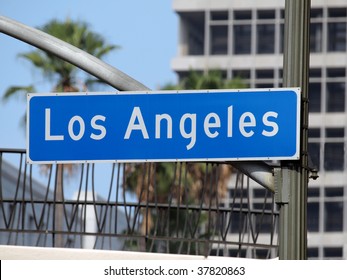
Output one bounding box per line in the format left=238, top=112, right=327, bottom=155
left=274, top=167, right=289, bottom=204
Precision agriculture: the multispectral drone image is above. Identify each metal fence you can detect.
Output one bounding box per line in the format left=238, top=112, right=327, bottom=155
left=0, top=148, right=279, bottom=258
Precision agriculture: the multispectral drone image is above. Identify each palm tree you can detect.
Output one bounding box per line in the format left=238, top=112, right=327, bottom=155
left=2, top=18, right=118, bottom=247
left=3, top=18, right=118, bottom=100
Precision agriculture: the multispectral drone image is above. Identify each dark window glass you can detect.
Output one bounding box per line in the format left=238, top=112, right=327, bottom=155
left=324, top=143, right=344, bottom=170
left=254, top=249, right=271, bottom=259
left=324, top=128, right=344, bottom=171
left=210, top=249, right=224, bottom=256
left=229, top=212, right=246, bottom=233
left=229, top=188, right=248, bottom=198
left=229, top=249, right=247, bottom=257
left=328, top=8, right=347, bottom=18
left=233, top=25, right=251, bottom=54
left=253, top=203, right=273, bottom=211
left=211, top=25, right=228, bottom=55
left=307, top=247, right=319, bottom=259
left=279, top=69, right=283, bottom=79
left=182, top=12, right=205, bottom=55
left=234, top=10, right=252, bottom=20
left=211, top=11, right=228, bottom=21
left=307, top=202, right=319, bottom=232
left=308, top=128, right=320, bottom=138
left=328, top=22, right=346, bottom=52
left=310, top=68, right=322, bottom=77
left=255, top=215, right=274, bottom=233
left=324, top=247, right=343, bottom=258
left=256, top=70, right=274, bottom=79
left=232, top=70, right=251, bottom=79
left=280, top=9, right=285, bottom=19
left=308, top=143, right=320, bottom=171
left=326, top=82, right=345, bottom=112
left=255, top=83, right=274, bottom=89
left=310, top=23, right=323, bottom=52
left=308, top=187, right=320, bottom=197
left=324, top=202, right=344, bottom=231
left=311, top=8, right=323, bottom=18
left=327, top=68, right=345, bottom=77
left=257, top=10, right=275, bottom=19
left=308, top=83, right=321, bottom=112
left=326, top=128, right=344, bottom=138
left=325, top=187, right=344, bottom=197
left=279, top=23, right=284, bottom=53
left=257, top=24, right=275, bottom=54
left=253, top=188, right=272, bottom=198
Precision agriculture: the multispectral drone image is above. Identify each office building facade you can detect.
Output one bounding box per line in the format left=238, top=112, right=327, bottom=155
left=172, top=0, right=347, bottom=259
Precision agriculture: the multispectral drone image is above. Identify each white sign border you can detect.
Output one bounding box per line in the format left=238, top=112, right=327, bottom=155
left=27, top=87, right=301, bottom=164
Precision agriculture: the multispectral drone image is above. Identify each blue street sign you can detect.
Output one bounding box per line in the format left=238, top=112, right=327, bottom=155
left=27, top=88, right=300, bottom=163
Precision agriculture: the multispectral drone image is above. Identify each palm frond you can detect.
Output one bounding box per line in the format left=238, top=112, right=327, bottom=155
left=2, top=85, right=35, bottom=102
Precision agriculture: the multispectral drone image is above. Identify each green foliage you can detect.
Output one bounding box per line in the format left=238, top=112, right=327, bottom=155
left=162, top=70, right=246, bottom=91
left=3, top=85, right=35, bottom=101
left=2, top=18, right=118, bottom=125
left=2, top=18, right=118, bottom=97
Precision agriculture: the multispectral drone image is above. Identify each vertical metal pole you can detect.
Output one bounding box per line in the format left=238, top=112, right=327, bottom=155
left=278, top=0, right=310, bottom=259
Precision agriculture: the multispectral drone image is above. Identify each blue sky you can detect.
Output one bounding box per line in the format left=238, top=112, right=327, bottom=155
left=0, top=0, right=178, bottom=149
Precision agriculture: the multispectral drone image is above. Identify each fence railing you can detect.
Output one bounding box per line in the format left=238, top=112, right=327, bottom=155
left=0, top=148, right=279, bottom=258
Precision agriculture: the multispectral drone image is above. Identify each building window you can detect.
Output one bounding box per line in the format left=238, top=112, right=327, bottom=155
left=211, top=11, right=228, bottom=21
left=181, top=12, right=205, bottom=55
left=309, top=68, right=322, bottom=113
left=256, top=10, right=275, bottom=54
left=310, top=9, right=323, bottom=53
left=324, top=128, right=344, bottom=171
left=210, top=249, right=225, bottom=256
left=323, top=247, right=343, bottom=259
left=228, top=248, right=247, bottom=258
left=234, top=10, right=252, bottom=21
left=229, top=204, right=247, bottom=233
left=327, top=67, right=346, bottom=77
left=324, top=187, right=344, bottom=232
left=326, top=68, right=346, bottom=112
left=210, top=10, right=229, bottom=56
left=327, top=8, right=347, bottom=52
left=308, top=202, right=320, bottom=232
left=328, top=22, right=347, bottom=52
left=253, top=249, right=271, bottom=259
left=253, top=188, right=272, bottom=199
left=326, top=82, right=345, bottom=112
left=255, top=69, right=274, bottom=88
left=233, top=10, right=252, bottom=55
left=256, top=24, right=275, bottom=54
left=307, top=187, right=320, bottom=232
left=310, top=23, right=323, bottom=52
left=232, top=69, right=251, bottom=79
left=308, top=141, right=320, bottom=170
left=211, top=25, right=228, bottom=55
left=307, top=247, right=319, bottom=259
left=257, top=10, right=275, bottom=20
left=233, top=25, right=252, bottom=54
left=309, top=83, right=322, bottom=112
left=279, top=23, right=284, bottom=53
left=324, top=202, right=343, bottom=232
left=253, top=203, right=275, bottom=233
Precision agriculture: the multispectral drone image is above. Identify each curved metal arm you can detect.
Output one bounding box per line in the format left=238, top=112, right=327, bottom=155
left=0, top=16, right=149, bottom=91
